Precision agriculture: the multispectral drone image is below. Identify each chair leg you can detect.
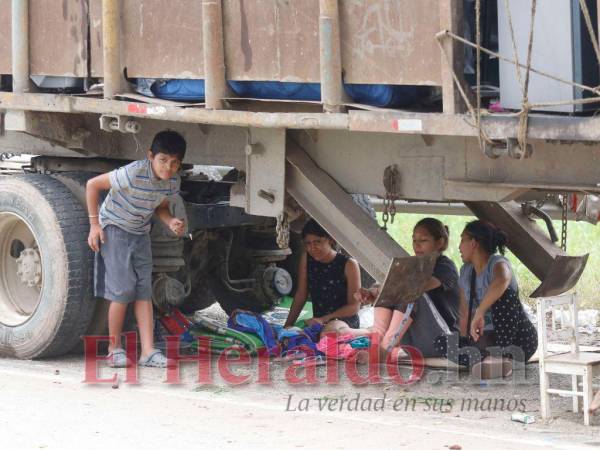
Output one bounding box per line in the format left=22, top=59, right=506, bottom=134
left=540, top=371, right=551, bottom=419
left=583, top=368, right=593, bottom=426
left=572, top=374, right=579, bottom=413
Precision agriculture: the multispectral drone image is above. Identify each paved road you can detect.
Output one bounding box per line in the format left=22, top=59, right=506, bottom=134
left=0, top=355, right=598, bottom=450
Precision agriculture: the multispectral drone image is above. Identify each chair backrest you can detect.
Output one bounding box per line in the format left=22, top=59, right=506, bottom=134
left=536, top=293, right=580, bottom=361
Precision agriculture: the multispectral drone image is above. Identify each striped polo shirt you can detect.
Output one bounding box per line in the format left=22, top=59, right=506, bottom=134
left=99, top=159, right=180, bottom=235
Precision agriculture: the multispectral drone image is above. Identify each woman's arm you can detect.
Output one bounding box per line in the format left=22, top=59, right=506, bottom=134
left=458, top=288, right=469, bottom=336
left=475, top=262, right=512, bottom=314
left=470, top=262, right=512, bottom=341
left=423, top=276, right=442, bottom=291
left=316, top=258, right=361, bottom=323
left=284, top=252, right=308, bottom=327
left=425, top=257, right=458, bottom=293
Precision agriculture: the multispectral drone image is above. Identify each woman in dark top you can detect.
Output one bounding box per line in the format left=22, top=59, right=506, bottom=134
left=357, top=218, right=460, bottom=358
left=434, top=220, right=537, bottom=379
left=284, top=219, right=364, bottom=335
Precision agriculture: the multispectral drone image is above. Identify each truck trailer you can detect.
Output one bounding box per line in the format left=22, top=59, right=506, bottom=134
left=0, top=0, right=596, bottom=359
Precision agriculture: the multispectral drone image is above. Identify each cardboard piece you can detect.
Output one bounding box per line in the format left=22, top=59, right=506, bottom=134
left=374, top=253, right=438, bottom=308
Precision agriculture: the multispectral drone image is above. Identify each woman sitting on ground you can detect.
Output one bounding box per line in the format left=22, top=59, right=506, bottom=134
left=357, top=218, right=460, bottom=360
left=434, top=220, right=538, bottom=379
left=284, top=219, right=364, bottom=335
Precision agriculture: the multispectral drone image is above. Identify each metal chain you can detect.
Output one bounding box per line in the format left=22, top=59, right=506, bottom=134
left=276, top=212, right=290, bottom=249
left=381, top=165, right=399, bottom=230
left=381, top=196, right=390, bottom=231
left=561, top=193, right=569, bottom=251
left=389, top=192, right=397, bottom=224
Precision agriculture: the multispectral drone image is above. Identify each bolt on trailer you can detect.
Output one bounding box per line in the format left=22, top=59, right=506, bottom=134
left=0, top=0, right=597, bottom=359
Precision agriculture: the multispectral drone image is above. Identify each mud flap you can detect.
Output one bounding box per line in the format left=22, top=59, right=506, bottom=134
left=530, top=254, right=589, bottom=298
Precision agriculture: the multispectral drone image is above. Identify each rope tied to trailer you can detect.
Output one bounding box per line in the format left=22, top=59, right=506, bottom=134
left=512, top=0, right=537, bottom=159
left=437, top=0, right=600, bottom=159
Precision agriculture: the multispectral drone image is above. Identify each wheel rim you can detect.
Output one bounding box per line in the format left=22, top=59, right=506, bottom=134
left=0, top=212, right=44, bottom=326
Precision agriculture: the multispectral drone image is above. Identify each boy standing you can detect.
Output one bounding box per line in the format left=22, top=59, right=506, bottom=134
left=86, top=130, right=187, bottom=368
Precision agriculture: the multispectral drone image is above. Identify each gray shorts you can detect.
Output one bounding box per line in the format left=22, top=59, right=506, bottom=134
left=94, top=225, right=153, bottom=303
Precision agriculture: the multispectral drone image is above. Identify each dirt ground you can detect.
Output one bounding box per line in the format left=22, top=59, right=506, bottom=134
left=3, top=348, right=600, bottom=448
left=2, top=350, right=600, bottom=450
left=3, top=305, right=600, bottom=449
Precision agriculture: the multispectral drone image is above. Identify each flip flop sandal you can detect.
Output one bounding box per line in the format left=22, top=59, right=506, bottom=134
left=139, top=349, right=169, bottom=368
left=108, top=348, right=132, bottom=368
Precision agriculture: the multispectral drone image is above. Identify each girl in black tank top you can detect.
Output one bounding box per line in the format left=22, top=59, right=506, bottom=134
left=284, top=219, right=364, bottom=334
left=307, top=252, right=360, bottom=329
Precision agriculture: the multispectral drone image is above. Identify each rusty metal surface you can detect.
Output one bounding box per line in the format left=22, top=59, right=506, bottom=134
left=6, top=91, right=600, bottom=145
left=2, top=0, right=443, bottom=84
left=87, top=0, right=441, bottom=84
left=203, top=0, right=229, bottom=109
left=11, top=0, right=31, bottom=93
left=90, top=0, right=205, bottom=78
left=439, top=0, right=467, bottom=113
left=319, top=0, right=344, bottom=112
left=286, top=139, right=410, bottom=283
left=0, top=1, right=11, bottom=74
left=0, top=92, right=349, bottom=129
left=223, top=0, right=320, bottom=82
left=375, top=253, right=437, bottom=308
left=0, top=0, right=88, bottom=77
left=340, top=0, right=441, bottom=85
left=530, top=255, right=590, bottom=298
left=348, top=110, right=600, bottom=142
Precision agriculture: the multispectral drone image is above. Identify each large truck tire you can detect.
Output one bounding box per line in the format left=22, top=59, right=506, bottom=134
left=0, top=174, right=95, bottom=358
left=51, top=172, right=113, bottom=344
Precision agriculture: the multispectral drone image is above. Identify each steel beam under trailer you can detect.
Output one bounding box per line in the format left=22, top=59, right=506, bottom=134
left=465, top=202, right=588, bottom=298
left=285, top=140, right=588, bottom=297
left=286, top=139, right=409, bottom=284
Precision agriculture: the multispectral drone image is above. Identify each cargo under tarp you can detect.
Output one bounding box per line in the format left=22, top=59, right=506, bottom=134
left=143, top=79, right=428, bottom=108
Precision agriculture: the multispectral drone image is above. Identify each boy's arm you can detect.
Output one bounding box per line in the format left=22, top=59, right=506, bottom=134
left=155, top=199, right=185, bottom=236
left=86, top=173, right=111, bottom=252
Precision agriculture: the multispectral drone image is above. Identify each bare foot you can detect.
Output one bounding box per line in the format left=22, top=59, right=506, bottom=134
left=589, top=390, right=600, bottom=414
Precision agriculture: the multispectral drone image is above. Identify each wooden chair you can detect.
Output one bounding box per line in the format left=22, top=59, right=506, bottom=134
left=537, top=294, right=600, bottom=426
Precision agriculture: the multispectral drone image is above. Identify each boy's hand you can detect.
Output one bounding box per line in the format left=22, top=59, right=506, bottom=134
left=88, top=224, right=105, bottom=252
left=168, top=217, right=185, bottom=236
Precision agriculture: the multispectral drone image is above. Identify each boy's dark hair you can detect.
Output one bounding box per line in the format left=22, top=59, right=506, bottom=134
left=463, top=220, right=508, bottom=255
left=414, top=217, right=450, bottom=252
left=150, top=130, right=187, bottom=160
left=301, top=219, right=330, bottom=239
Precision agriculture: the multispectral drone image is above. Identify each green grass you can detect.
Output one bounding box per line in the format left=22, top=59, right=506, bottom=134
left=378, top=213, right=600, bottom=309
